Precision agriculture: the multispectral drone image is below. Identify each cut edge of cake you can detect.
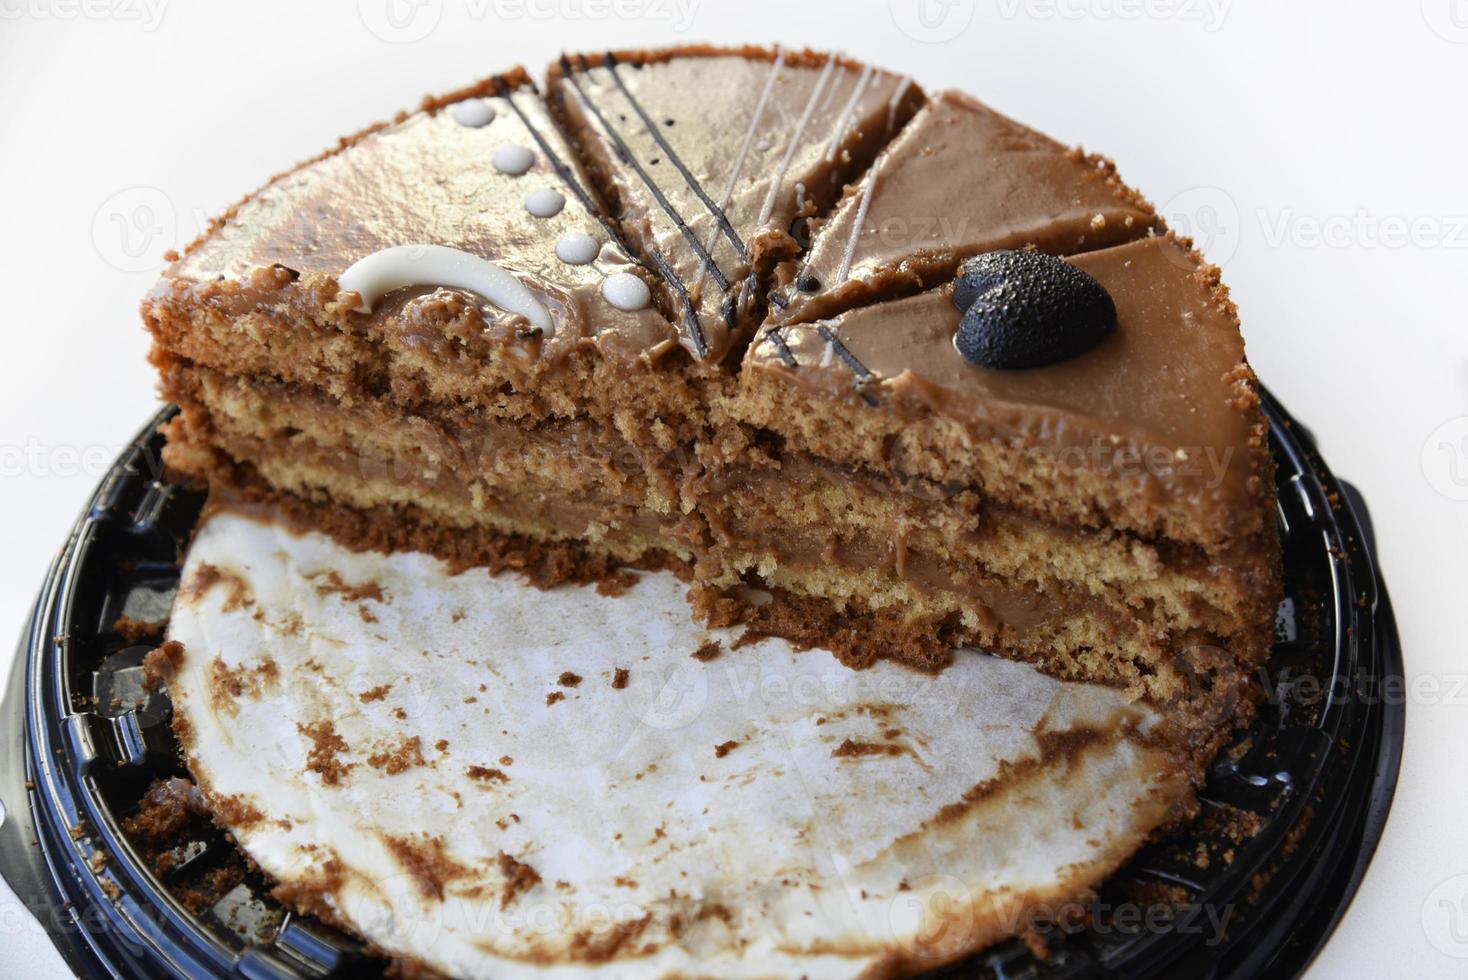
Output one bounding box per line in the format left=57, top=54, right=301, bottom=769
left=145, top=46, right=1280, bottom=761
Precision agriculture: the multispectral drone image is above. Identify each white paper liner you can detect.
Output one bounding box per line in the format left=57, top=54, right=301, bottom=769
left=164, top=510, right=1190, bottom=978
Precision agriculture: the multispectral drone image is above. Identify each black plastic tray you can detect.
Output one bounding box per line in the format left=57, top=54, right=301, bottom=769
left=0, top=393, right=1403, bottom=979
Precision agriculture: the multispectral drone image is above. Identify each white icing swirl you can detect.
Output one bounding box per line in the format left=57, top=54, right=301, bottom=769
left=492, top=144, right=535, bottom=175
left=524, top=188, right=566, bottom=218
left=338, top=244, right=552, bottom=334
left=601, top=272, right=651, bottom=311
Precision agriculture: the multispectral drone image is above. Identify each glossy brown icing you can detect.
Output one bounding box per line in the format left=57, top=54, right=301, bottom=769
left=163, top=74, right=679, bottom=366
left=775, top=90, right=1155, bottom=324
left=548, top=47, right=923, bottom=362
left=748, top=234, right=1264, bottom=537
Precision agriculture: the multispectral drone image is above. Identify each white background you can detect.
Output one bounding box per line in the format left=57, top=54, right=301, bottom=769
left=1, top=0, right=1465, bottom=976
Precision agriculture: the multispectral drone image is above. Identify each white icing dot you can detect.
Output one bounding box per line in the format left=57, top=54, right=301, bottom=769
left=556, top=232, right=600, bottom=265
left=601, top=272, right=651, bottom=311
left=754, top=137, right=772, bottom=152
left=492, top=144, right=535, bottom=175
left=451, top=99, right=496, bottom=128
left=525, top=188, right=566, bottom=218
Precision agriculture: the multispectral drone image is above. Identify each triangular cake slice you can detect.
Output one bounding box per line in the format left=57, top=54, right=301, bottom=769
left=773, top=90, right=1156, bottom=324
left=146, top=71, right=715, bottom=573
left=718, top=234, right=1278, bottom=717
left=548, top=46, right=924, bottom=362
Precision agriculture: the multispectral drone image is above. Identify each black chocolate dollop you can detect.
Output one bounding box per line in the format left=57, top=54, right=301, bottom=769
left=951, top=250, right=1117, bottom=371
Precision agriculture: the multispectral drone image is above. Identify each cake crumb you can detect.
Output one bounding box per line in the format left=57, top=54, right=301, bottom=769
left=467, top=766, right=509, bottom=783
left=545, top=691, right=565, bottom=706
left=299, top=721, right=354, bottom=785
left=831, top=738, right=905, bottom=758
left=612, top=667, right=630, bottom=689
left=113, top=614, right=164, bottom=643
left=714, top=740, right=739, bottom=758
left=366, top=736, right=425, bottom=775
left=557, top=671, right=582, bottom=688
left=692, top=639, right=723, bottom=662
left=595, top=569, right=640, bottom=597
left=496, top=852, right=542, bottom=909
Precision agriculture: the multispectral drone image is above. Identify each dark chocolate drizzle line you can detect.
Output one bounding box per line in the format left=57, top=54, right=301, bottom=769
left=764, top=327, right=797, bottom=367
left=500, top=74, right=710, bottom=359
left=816, top=323, right=879, bottom=405
left=494, top=76, right=622, bottom=251
left=559, top=55, right=732, bottom=295
left=604, top=52, right=753, bottom=271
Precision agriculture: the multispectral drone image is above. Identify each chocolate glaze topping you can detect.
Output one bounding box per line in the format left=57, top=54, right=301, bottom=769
left=775, top=90, right=1156, bottom=325
left=154, top=47, right=1265, bottom=548
left=162, top=74, right=677, bottom=365
left=549, top=47, right=923, bottom=363
left=749, top=235, right=1262, bottom=536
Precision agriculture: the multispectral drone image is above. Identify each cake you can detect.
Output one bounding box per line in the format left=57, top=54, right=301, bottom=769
left=145, top=45, right=1279, bottom=739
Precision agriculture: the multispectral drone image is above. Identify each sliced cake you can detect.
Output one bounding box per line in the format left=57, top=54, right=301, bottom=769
left=772, top=89, right=1156, bottom=323
left=146, top=45, right=1278, bottom=727
left=717, top=234, right=1278, bottom=708
left=146, top=70, right=712, bottom=577
left=547, top=47, right=923, bottom=360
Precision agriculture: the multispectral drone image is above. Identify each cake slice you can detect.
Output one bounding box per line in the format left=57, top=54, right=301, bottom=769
left=772, top=89, right=1156, bottom=324
left=146, top=70, right=714, bottom=577
left=547, top=47, right=924, bottom=361
left=717, top=233, right=1278, bottom=714
left=145, top=47, right=1277, bottom=729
